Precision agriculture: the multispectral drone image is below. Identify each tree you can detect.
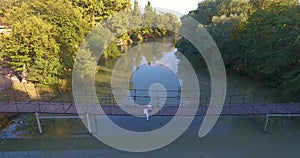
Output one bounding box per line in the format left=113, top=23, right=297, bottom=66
left=0, top=0, right=21, bottom=18
left=72, top=0, right=131, bottom=27
left=1, top=15, right=61, bottom=84
left=236, top=3, right=300, bottom=100
left=177, top=0, right=300, bottom=101
left=132, top=0, right=142, bottom=17
left=0, top=0, right=180, bottom=88
left=177, top=0, right=253, bottom=65
left=0, top=0, right=89, bottom=84
left=73, top=41, right=97, bottom=82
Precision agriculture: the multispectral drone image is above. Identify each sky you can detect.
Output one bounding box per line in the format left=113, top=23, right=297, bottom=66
left=132, top=0, right=300, bottom=14
left=130, top=0, right=202, bottom=15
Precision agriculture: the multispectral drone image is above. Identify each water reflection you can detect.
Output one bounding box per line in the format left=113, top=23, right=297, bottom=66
left=129, top=63, right=181, bottom=106
left=96, top=40, right=179, bottom=106
left=96, top=45, right=278, bottom=106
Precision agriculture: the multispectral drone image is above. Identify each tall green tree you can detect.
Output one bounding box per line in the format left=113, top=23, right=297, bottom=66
left=0, top=0, right=88, bottom=84
left=177, top=0, right=300, bottom=101
left=1, top=14, right=61, bottom=84
left=132, top=0, right=142, bottom=17
left=130, top=0, right=143, bottom=42
left=235, top=2, right=300, bottom=100
left=72, top=0, right=131, bottom=27
left=0, top=0, right=132, bottom=85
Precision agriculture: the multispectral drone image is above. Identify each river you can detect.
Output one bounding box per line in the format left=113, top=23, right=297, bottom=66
left=0, top=37, right=299, bottom=157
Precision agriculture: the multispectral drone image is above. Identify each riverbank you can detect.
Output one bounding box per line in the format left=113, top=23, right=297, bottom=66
left=0, top=113, right=18, bottom=131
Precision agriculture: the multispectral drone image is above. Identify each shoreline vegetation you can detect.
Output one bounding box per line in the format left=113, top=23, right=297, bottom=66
left=0, top=0, right=181, bottom=127
left=177, top=0, right=300, bottom=101
left=0, top=0, right=180, bottom=98
left=0, top=0, right=299, bottom=128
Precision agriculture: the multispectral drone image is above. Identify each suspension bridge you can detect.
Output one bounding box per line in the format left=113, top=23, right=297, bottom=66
left=0, top=101, right=299, bottom=116
left=1, top=71, right=300, bottom=133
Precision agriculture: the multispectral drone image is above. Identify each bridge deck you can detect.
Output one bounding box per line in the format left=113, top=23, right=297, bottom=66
left=0, top=102, right=300, bottom=116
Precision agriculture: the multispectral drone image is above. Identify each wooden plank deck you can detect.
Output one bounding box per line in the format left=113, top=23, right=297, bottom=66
left=0, top=102, right=300, bottom=116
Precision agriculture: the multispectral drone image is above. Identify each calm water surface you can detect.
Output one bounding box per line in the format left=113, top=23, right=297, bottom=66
left=0, top=116, right=300, bottom=158
left=0, top=39, right=298, bottom=158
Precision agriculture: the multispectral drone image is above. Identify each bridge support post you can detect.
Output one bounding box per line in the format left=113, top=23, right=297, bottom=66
left=264, top=114, right=269, bottom=133
left=35, top=112, right=42, bottom=134
left=86, top=113, right=92, bottom=134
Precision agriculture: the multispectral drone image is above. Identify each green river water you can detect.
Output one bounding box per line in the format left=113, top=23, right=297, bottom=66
left=0, top=38, right=299, bottom=158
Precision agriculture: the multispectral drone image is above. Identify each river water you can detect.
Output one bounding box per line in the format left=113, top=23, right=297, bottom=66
left=0, top=38, right=299, bottom=157
left=0, top=115, right=300, bottom=158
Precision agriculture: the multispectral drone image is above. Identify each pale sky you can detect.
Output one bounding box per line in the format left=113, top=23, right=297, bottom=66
left=132, top=0, right=300, bottom=14
left=131, top=0, right=202, bottom=14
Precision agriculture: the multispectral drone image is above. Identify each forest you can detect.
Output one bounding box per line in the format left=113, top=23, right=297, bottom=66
left=177, top=0, right=300, bottom=101
left=0, top=0, right=180, bottom=86
left=0, top=0, right=299, bottom=101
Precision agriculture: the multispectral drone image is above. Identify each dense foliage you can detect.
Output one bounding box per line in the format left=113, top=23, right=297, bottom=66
left=0, top=0, right=180, bottom=87
left=101, top=0, right=180, bottom=57
left=177, top=0, right=300, bottom=101
left=0, top=0, right=125, bottom=85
